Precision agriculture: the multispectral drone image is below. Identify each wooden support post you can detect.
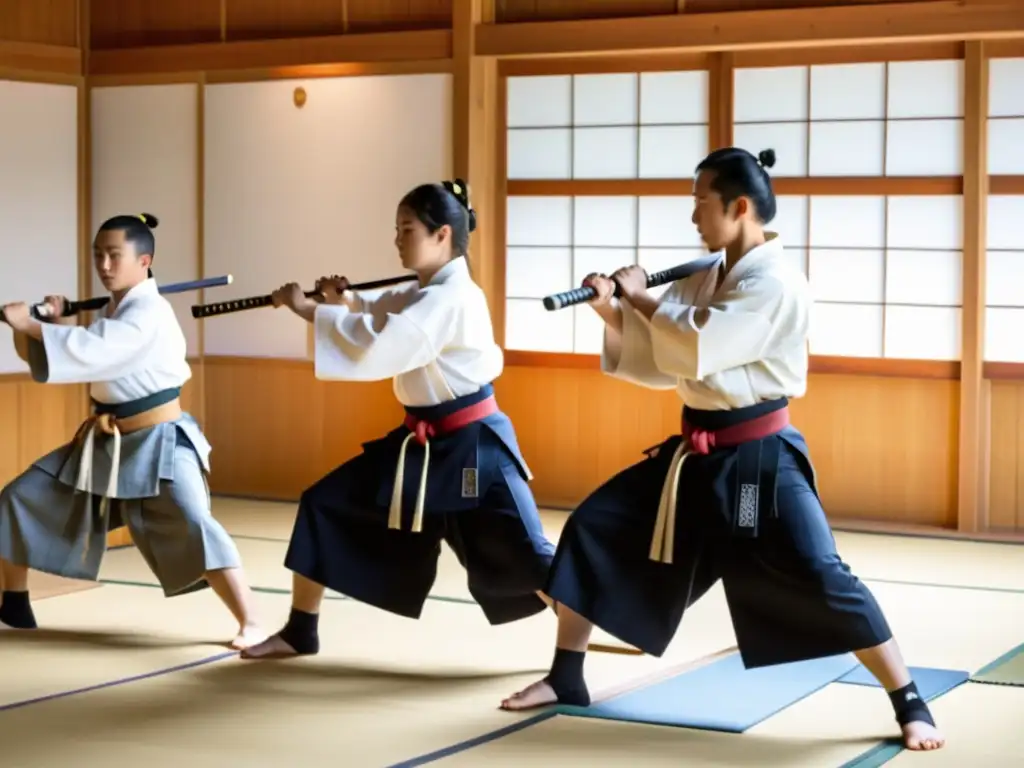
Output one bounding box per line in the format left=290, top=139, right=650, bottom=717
left=958, top=40, right=990, bottom=533
left=708, top=52, right=734, bottom=150
left=452, top=0, right=500, bottom=326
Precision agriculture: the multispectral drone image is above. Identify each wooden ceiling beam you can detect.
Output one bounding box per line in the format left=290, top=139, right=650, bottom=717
left=0, top=40, right=80, bottom=76
left=476, top=0, right=1024, bottom=58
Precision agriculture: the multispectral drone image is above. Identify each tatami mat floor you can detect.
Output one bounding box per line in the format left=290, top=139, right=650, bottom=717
left=1, top=497, right=1021, bottom=767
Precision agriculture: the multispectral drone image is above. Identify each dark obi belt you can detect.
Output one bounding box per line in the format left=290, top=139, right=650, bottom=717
left=363, top=384, right=531, bottom=533
left=649, top=398, right=800, bottom=563
left=91, top=387, right=182, bottom=419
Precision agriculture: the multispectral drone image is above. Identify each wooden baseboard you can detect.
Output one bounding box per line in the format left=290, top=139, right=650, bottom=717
left=828, top=517, right=1024, bottom=545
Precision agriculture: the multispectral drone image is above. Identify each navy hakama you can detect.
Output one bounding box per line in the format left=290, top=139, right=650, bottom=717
left=546, top=398, right=893, bottom=668
left=283, top=384, right=556, bottom=625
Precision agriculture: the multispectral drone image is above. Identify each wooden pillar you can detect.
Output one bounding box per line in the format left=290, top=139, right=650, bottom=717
left=452, top=0, right=500, bottom=322
left=957, top=41, right=990, bottom=533
left=708, top=52, right=734, bottom=150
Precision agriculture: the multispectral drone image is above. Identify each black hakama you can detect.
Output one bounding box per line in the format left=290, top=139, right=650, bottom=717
left=545, top=398, right=894, bottom=668
left=283, top=384, right=555, bottom=625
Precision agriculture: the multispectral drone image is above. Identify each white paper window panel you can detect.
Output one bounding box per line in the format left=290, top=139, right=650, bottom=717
left=808, top=121, right=885, bottom=176
left=885, top=306, right=961, bottom=360
left=773, top=196, right=808, bottom=247
left=733, top=66, right=809, bottom=122
left=573, top=127, right=637, bottom=178
left=987, top=196, right=1024, bottom=250
left=573, top=248, right=636, bottom=287
left=988, top=119, right=1024, bottom=175
left=506, top=196, right=572, bottom=247
left=732, top=122, right=808, bottom=177
left=505, top=298, right=573, bottom=352
left=809, top=196, right=886, bottom=248
left=810, top=63, right=886, bottom=120
left=573, top=73, right=637, bottom=126
left=887, top=60, right=964, bottom=119
left=0, top=81, right=79, bottom=374
left=505, top=247, right=571, bottom=299
left=885, top=250, right=962, bottom=306
left=986, top=251, right=1024, bottom=307
left=886, top=196, right=962, bottom=250
left=985, top=307, right=1024, bottom=363
left=506, top=128, right=571, bottom=179
left=810, top=303, right=884, bottom=357
left=783, top=247, right=808, bottom=277
left=639, top=125, right=708, bottom=178
left=989, top=59, right=1024, bottom=118
left=640, top=70, right=709, bottom=125
left=638, top=247, right=709, bottom=279
left=809, top=249, right=884, bottom=303
left=91, top=84, right=200, bottom=355
left=885, top=119, right=963, bottom=176
left=574, top=304, right=607, bottom=354
left=574, top=197, right=637, bottom=247
left=638, top=197, right=704, bottom=248
left=506, top=75, right=572, bottom=128
left=203, top=74, right=452, bottom=359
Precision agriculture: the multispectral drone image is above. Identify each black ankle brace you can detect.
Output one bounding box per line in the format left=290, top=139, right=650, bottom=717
left=888, top=681, right=935, bottom=727
left=277, top=608, right=320, bottom=655
left=544, top=647, right=590, bottom=707
left=0, top=590, right=37, bottom=629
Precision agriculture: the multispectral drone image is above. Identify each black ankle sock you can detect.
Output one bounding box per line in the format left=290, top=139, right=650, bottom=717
left=0, top=590, right=37, bottom=629
left=277, top=608, right=320, bottom=655
left=544, top=647, right=590, bottom=706
left=888, top=681, right=935, bottom=727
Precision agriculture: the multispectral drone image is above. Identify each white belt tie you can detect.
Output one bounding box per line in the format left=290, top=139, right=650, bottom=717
left=74, top=414, right=121, bottom=562
left=649, top=439, right=693, bottom=565
left=388, top=430, right=430, bottom=534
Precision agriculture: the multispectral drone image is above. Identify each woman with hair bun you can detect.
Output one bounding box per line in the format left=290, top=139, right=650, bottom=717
left=500, top=148, right=944, bottom=753
left=244, top=179, right=560, bottom=659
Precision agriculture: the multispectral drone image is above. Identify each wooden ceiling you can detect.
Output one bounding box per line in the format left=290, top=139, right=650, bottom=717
left=0, top=0, right=954, bottom=50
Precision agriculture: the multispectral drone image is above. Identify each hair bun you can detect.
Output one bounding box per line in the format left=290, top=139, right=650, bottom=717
left=757, top=149, right=776, bottom=170
left=445, top=178, right=472, bottom=209
left=139, top=212, right=160, bottom=229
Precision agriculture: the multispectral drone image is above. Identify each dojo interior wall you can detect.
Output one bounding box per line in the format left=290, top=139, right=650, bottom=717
left=0, top=74, right=84, bottom=487
left=1, top=0, right=1023, bottom=543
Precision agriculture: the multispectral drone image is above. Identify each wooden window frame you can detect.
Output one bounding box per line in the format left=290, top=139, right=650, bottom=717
left=494, top=42, right=1024, bottom=380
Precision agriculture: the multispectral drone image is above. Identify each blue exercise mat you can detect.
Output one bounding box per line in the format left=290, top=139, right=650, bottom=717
left=556, top=652, right=860, bottom=733
left=838, top=664, right=969, bottom=698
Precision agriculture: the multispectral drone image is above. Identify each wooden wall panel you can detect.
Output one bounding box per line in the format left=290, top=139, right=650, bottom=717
left=0, top=380, right=86, bottom=487
left=494, top=0, right=941, bottom=23
left=224, top=0, right=347, bottom=41
left=346, top=1, right=453, bottom=33
left=0, top=0, right=78, bottom=46
left=90, top=0, right=456, bottom=50
left=198, top=359, right=959, bottom=528
left=496, top=0, right=675, bottom=23
left=989, top=382, right=1024, bottom=532
left=201, top=358, right=402, bottom=500
left=89, top=0, right=221, bottom=49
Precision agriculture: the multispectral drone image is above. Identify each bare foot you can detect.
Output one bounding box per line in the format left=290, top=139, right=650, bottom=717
left=239, top=633, right=301, bottom=659
left=500, top=679, right=558, bottom=711
left=230, top=623, right=268, bottom=650
left=902, top=721, right=945, bottom=750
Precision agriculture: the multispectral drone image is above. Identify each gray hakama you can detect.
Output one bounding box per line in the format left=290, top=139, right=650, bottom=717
left=0, top=338, right=241, bottom=597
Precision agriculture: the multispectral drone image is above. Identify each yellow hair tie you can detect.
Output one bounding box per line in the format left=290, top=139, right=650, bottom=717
left=451, top=182, right=461, bottom=195
left=137, top=214, right=147, bottom=223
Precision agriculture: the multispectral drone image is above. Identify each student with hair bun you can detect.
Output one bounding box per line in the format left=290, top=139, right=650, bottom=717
left=500, top=148, right=944, bottom=753
left=0, top=213, right=265, bottom=650
left=244, top=178, right=558, bottom=659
